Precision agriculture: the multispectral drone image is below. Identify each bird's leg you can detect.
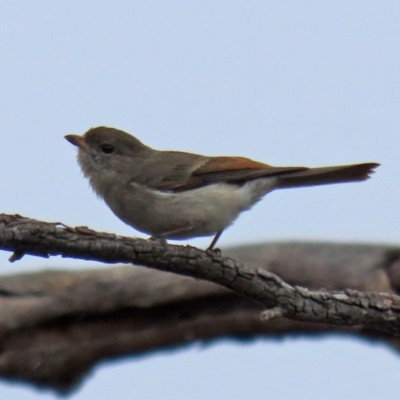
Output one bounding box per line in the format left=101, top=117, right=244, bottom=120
left=206, top=230, right=224, bottom=252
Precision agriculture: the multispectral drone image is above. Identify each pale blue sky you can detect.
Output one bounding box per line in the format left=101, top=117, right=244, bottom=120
left=0, top=1, right=399, bottom=399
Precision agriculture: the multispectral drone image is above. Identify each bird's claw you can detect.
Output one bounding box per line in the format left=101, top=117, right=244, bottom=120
left=206, top=247, right=222, bottom=256
left=148, top=236, right=168, bottom=246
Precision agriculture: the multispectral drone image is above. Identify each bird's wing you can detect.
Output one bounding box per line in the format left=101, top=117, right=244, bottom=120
left=146, top=152, right=379, bottom=192
left=153, top=155, right=306, bottom=191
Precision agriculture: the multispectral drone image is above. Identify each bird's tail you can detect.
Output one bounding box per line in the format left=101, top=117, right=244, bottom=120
left=275, top=163, right=379, bottom=189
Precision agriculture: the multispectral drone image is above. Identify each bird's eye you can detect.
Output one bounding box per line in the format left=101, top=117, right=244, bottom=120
left=100, top=144, right=115, bottom=154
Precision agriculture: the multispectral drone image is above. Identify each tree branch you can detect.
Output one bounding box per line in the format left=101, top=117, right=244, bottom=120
left=1, top=213, right=400, bottom=394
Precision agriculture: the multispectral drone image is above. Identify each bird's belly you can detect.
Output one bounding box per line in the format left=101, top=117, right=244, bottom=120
left=104, top=179, right=276, bottom=239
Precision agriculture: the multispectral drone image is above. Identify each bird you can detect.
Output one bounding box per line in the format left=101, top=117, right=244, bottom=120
left=65, top=127, right=379, bottom=251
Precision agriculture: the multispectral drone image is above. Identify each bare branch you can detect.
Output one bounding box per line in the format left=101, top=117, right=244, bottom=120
left=1, top=213, right=400, bottom=331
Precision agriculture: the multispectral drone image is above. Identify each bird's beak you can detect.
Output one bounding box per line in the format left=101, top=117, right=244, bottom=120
left=64, top=135, right=91, bottom=153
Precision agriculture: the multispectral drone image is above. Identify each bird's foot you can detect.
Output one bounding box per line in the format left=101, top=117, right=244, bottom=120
left=206, top=247, right=222, bottom=256
left=148, top=236, right=168, bottom=246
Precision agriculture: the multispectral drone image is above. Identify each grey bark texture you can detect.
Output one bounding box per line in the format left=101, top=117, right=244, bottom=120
left=1, top=213, right=400, bottom=394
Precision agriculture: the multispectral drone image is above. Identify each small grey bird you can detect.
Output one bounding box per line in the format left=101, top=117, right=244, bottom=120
left=65, top=127, right=379, bottom=250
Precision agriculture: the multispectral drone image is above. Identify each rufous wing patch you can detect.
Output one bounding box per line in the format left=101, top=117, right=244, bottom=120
left=194, top=157, right=271, bottom=174
left=186, top=156, right=307, bottom=187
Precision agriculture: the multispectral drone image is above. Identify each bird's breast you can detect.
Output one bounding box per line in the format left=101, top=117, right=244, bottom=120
left=102, top=178, right=277, bottom=239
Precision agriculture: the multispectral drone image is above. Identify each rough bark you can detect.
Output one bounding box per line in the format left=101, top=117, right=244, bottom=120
left=1, top=213, right=400, bottom=394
